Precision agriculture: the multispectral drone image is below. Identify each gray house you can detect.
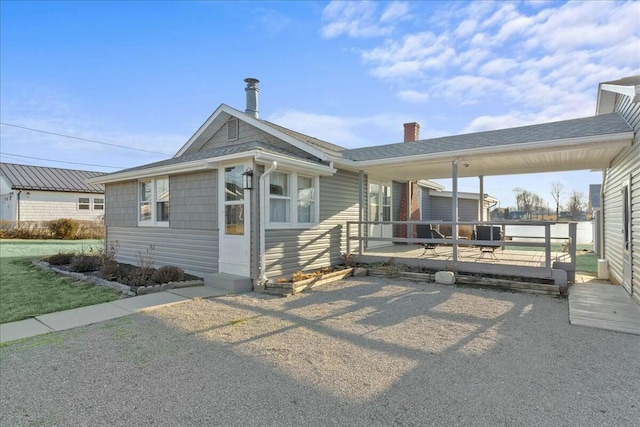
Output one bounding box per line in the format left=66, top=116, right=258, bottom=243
left=92, top=77, right=638, bottom=300
left=596, top=76, right=640, bottom=303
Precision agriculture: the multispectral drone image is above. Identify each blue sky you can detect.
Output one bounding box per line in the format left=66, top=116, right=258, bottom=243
left=1, top=1, right=638, bottom=209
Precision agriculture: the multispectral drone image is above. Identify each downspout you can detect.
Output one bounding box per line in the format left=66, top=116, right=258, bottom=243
left=259, top=161, right=277, bottom=283
left=16, top=190, right=21, bottom=224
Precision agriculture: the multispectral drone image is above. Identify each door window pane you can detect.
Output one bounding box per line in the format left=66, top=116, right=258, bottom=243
left=225, top=205, right=244, bottom=235
left=225, top=166, right=244, bottom=202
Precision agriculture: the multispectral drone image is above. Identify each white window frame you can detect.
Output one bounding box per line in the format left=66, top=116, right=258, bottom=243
left=93, top=197, right=104, bottom=211
left=138, top=176, right=169, bottom=227
left=78, top=197, right=90, bottom=210
left=266, top=171, right=319, bottom=229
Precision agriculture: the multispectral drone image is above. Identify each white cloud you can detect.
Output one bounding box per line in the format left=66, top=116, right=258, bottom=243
left=380, top=1, right=410, bottom=23
left=321, top=1, right=411, bottom=38
left=346, top=0, right=640, bottom=129
left=266, top=109, right=413, bottom=147
left=396, top=90, right=429, bottom=103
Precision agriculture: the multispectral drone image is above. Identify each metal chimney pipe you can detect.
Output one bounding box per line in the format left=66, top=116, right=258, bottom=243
left=244, top=78, right=260, bottom=118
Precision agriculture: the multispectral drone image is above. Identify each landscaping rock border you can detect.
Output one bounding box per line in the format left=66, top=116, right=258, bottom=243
left=33, top=260, right=205, bottom=297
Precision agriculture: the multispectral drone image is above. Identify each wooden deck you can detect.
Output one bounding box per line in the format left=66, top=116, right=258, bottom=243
left=569, top=283, right=640, bottom=335
left=362, top=244, right=570, bottom=268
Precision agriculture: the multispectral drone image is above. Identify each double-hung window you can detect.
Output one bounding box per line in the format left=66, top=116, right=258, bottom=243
left=78, top=197, right=90, bottom=210
left=93, top=198, right=104, bottom=211
left=268, top=171, right=318, bottom=227
left=139, top=177, right=169, bottom=226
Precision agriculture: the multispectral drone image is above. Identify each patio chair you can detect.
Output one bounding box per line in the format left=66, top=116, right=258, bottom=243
left=473, top=225, right=504, bottom=260
left=416, top=224, right=446, bottom=257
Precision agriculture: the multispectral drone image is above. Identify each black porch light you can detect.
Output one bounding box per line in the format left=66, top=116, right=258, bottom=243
left=242, top=168, right=254, bottom=190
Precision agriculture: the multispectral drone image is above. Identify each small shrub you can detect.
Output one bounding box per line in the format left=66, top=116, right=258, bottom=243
left=152, top=265, right=185, bottom=283
left=47, top=218, right=79, bottom=239
left=70, top=255, right=101, bottom=272
left=342, top=252, right=356, bottom=267
left=382, top=258, right=401, bottom=278
left=44, top=251, right=75, bottom=265
left=127, top=267, right=155, bottom=287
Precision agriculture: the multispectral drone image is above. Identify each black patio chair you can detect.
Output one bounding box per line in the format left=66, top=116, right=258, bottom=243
left=473, top=225, right=504, bottom=260
left=416, top=224, right=446, bottom=257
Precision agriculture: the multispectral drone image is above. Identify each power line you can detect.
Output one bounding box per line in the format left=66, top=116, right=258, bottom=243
left=0, top=122, right=171, bottom=155
left=0, top=152, right=124, bottom=169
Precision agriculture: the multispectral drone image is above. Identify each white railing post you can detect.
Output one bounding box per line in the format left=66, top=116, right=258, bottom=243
left=545, top=224, right=552, bottom=277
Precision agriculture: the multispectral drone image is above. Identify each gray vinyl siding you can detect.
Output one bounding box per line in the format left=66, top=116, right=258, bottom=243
left=421, top=188, right=431, bottom=220
left=190, top=119, right=315, bottom=160
left=264, top=169, right=360, bottom=278
left=429, top=196, right=478, bottom=221
left=169, top=170, right=217, bottom=230
left=392, top=180, right=403, bottom=237
left=107, top=227, right=218, bottom=276
left=603, top=93, right=640, bottom=300
left=105, top=181, right=137, bottom=227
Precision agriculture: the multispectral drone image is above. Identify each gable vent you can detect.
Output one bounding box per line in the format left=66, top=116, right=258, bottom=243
left=227, top=117, right=239, bottom=141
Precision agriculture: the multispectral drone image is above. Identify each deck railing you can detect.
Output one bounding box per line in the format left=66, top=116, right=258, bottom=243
left=346, top=220, right=577, bottom=278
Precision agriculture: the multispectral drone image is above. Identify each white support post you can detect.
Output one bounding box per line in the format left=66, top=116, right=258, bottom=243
left=479, top=175, right=484, bottom=222
left=452, top=160, right=459, bottom=263
left=358, top=170, right=364, bottom=256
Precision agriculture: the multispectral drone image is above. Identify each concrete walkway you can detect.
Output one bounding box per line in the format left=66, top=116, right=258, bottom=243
left=0, top=286, right=229, bottom=344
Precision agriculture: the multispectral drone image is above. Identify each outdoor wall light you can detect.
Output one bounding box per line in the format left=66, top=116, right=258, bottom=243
left=242, top=168, right=254, bottom=190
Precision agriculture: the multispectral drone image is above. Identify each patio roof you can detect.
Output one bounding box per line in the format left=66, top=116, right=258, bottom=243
left=337, top=113, right=634, bottom=181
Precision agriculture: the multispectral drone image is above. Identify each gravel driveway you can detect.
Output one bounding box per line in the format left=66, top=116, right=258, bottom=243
left=1, top=277, right=638, bottom=426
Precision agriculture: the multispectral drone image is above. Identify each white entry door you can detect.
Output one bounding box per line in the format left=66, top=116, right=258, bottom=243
left=218, top=164, right=251, bottom=277
left=368, top=181, right=392, bottom=248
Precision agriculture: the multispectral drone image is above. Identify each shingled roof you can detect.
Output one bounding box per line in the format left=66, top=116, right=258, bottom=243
left=341, top=113, right=631, bottom=162
left=0, top=163, right=105, bottom=193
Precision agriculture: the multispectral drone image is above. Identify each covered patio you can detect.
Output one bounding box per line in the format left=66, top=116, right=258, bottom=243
left=342, top=113, right=634, bottom=287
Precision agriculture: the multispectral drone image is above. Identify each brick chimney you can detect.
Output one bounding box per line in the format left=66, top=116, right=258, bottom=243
left=404, top=122, right=420, bottom=142
left=398, top=122, right=422, bottom=239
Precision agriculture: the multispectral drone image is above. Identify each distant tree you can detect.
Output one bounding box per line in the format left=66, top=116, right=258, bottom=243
left=550, top=181, right=563, bottom=220
left=566, top=190, right=585, bottom=220
left=513, top=188, right=540, bottom=219
left=531, top=194, right=545, bottom=220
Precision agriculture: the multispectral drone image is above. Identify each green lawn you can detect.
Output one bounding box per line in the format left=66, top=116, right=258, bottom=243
left=504, top=243, right=597, bottom=276
left=0, top=239, right=121, bottom=324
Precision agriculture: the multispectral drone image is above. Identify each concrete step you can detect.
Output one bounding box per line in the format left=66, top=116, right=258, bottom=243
left=204, top=272, right=252, bottom=293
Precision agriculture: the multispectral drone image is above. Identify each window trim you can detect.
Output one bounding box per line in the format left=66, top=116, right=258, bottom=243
left=266, top=171, right=319, bottom=229
left=78, top=197, right=90, bottom=210
left=93, top=197, right=104, bottom=211
left=138, top=176, right=169, bottom=227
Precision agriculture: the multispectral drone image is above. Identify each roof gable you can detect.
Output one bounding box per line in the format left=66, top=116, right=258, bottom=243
left=596, top=75, right=640, bottom=115
left=0, top=163, right=105, bottom=193
left=173, top=104, right=344, bottom=161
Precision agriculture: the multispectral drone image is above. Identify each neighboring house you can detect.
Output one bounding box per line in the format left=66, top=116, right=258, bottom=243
left=419, top=185, right=497, bottom=223
left=91, top=77, right=638, bottom=301
left=0, top=163, right=105, bottom=222
left=596, top=76, right=640, bottom=302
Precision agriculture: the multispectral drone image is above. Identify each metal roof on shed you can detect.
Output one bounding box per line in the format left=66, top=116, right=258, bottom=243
left=0, top=163, right=105, bottom=193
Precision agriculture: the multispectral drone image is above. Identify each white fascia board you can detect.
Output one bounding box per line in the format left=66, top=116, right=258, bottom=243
left=174, top=104, right=329, bottom=161
left=600, top=84, right=638, bottom=100
left=90, top=151, right=261, bottom=184
left=174, top=104, right=227, bottom=158
left=255, top=152, right=336, bottom=176
left=348, top=132, right=634, bottom=168
left=417, top=179, right=445, bottom=191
